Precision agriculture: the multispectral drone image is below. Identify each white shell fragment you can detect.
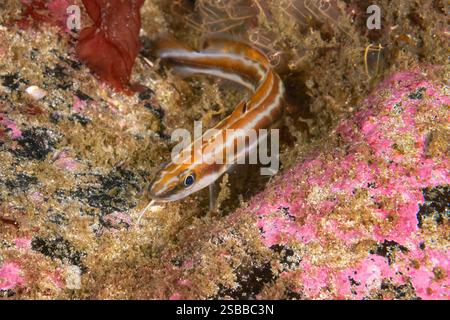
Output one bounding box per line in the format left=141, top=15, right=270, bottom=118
left=25, top=85, right=47, bottom=101
left=65, top=265, right=81, bottom=290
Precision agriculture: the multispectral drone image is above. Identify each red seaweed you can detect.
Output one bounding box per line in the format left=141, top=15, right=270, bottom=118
left=76, top=0, right=145, bottom=93
left=18, top=0, right=72, bottom=30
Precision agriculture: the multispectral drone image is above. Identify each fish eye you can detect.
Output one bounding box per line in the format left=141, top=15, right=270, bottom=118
left=184, top=174, right=195, bottom=188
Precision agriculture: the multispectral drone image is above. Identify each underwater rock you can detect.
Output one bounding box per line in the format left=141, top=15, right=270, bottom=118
left=1, top=1, right=448, bottom=300
left=70, top=167, right=140, bottom=215
left=4, top=173, right=38, bottom=192
left=11, top=127, right=60, bottom=160
left=235, top=68, right=449, bottom=300
left=0, top=113, right=22, bottom=140
left=31, top=236, right=86, bottom=272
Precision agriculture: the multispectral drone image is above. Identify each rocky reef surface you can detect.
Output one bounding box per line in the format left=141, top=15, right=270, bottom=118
left=0, top=1, right=448, bottom=299
left=2, top=64, right=448, bottom=299
left=238, top=69, right=449, bottom=299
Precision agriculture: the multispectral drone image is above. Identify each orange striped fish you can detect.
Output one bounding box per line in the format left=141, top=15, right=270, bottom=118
left=143, top=37, right=285, bottom=211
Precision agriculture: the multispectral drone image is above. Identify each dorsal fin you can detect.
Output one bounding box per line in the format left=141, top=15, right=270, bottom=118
left=152, top=36, right=192, bottom=58
left=154, top=36, right=267, bottom=91
left=202, top=36, right=270, bottom=67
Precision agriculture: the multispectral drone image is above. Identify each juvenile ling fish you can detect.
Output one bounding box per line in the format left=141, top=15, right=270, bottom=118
left=146, top=37, right=285, bottom=205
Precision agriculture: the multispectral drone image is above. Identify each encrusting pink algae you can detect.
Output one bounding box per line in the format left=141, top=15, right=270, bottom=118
left=238, top=69, right=449, bottom=299
left=0, top=262, right=24, bottom=291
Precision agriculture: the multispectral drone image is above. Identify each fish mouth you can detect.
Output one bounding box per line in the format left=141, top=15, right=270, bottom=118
left=146, top=162, right=171, bottom=197
left=149, top=191, right=186, bottom=202
left=147, top=185, right=167, bottom=201
left=147, top=182, right=179, bottom=202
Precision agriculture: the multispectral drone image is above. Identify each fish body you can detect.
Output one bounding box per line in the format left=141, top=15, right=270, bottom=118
left=148, top=37, right=285, bottom=202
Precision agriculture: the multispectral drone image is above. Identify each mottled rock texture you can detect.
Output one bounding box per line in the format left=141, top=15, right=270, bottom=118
left=238, top=69, right=449, bottom=299
left=0, top=0, right=448, bottom=300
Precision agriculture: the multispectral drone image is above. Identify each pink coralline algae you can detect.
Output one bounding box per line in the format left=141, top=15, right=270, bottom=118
left=0, top=263, right=24, bottom=291
left=0, top=113, right=22, bottom=139
left=14, top=238, right=32, bottom=250
left=52, top=150, right=80, bottom=172
left=101, top=211, right=132, bottom=230
left=237, top=68, right=449, bottom=300
left=71, top=95, right=87, bottom=114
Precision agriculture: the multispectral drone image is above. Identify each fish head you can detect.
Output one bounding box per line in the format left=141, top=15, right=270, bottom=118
left=148, top=161, right=205, bottom=202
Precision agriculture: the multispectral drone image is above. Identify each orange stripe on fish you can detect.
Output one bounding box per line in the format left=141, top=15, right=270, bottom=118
left=146, top=37, right=285, bottom=204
